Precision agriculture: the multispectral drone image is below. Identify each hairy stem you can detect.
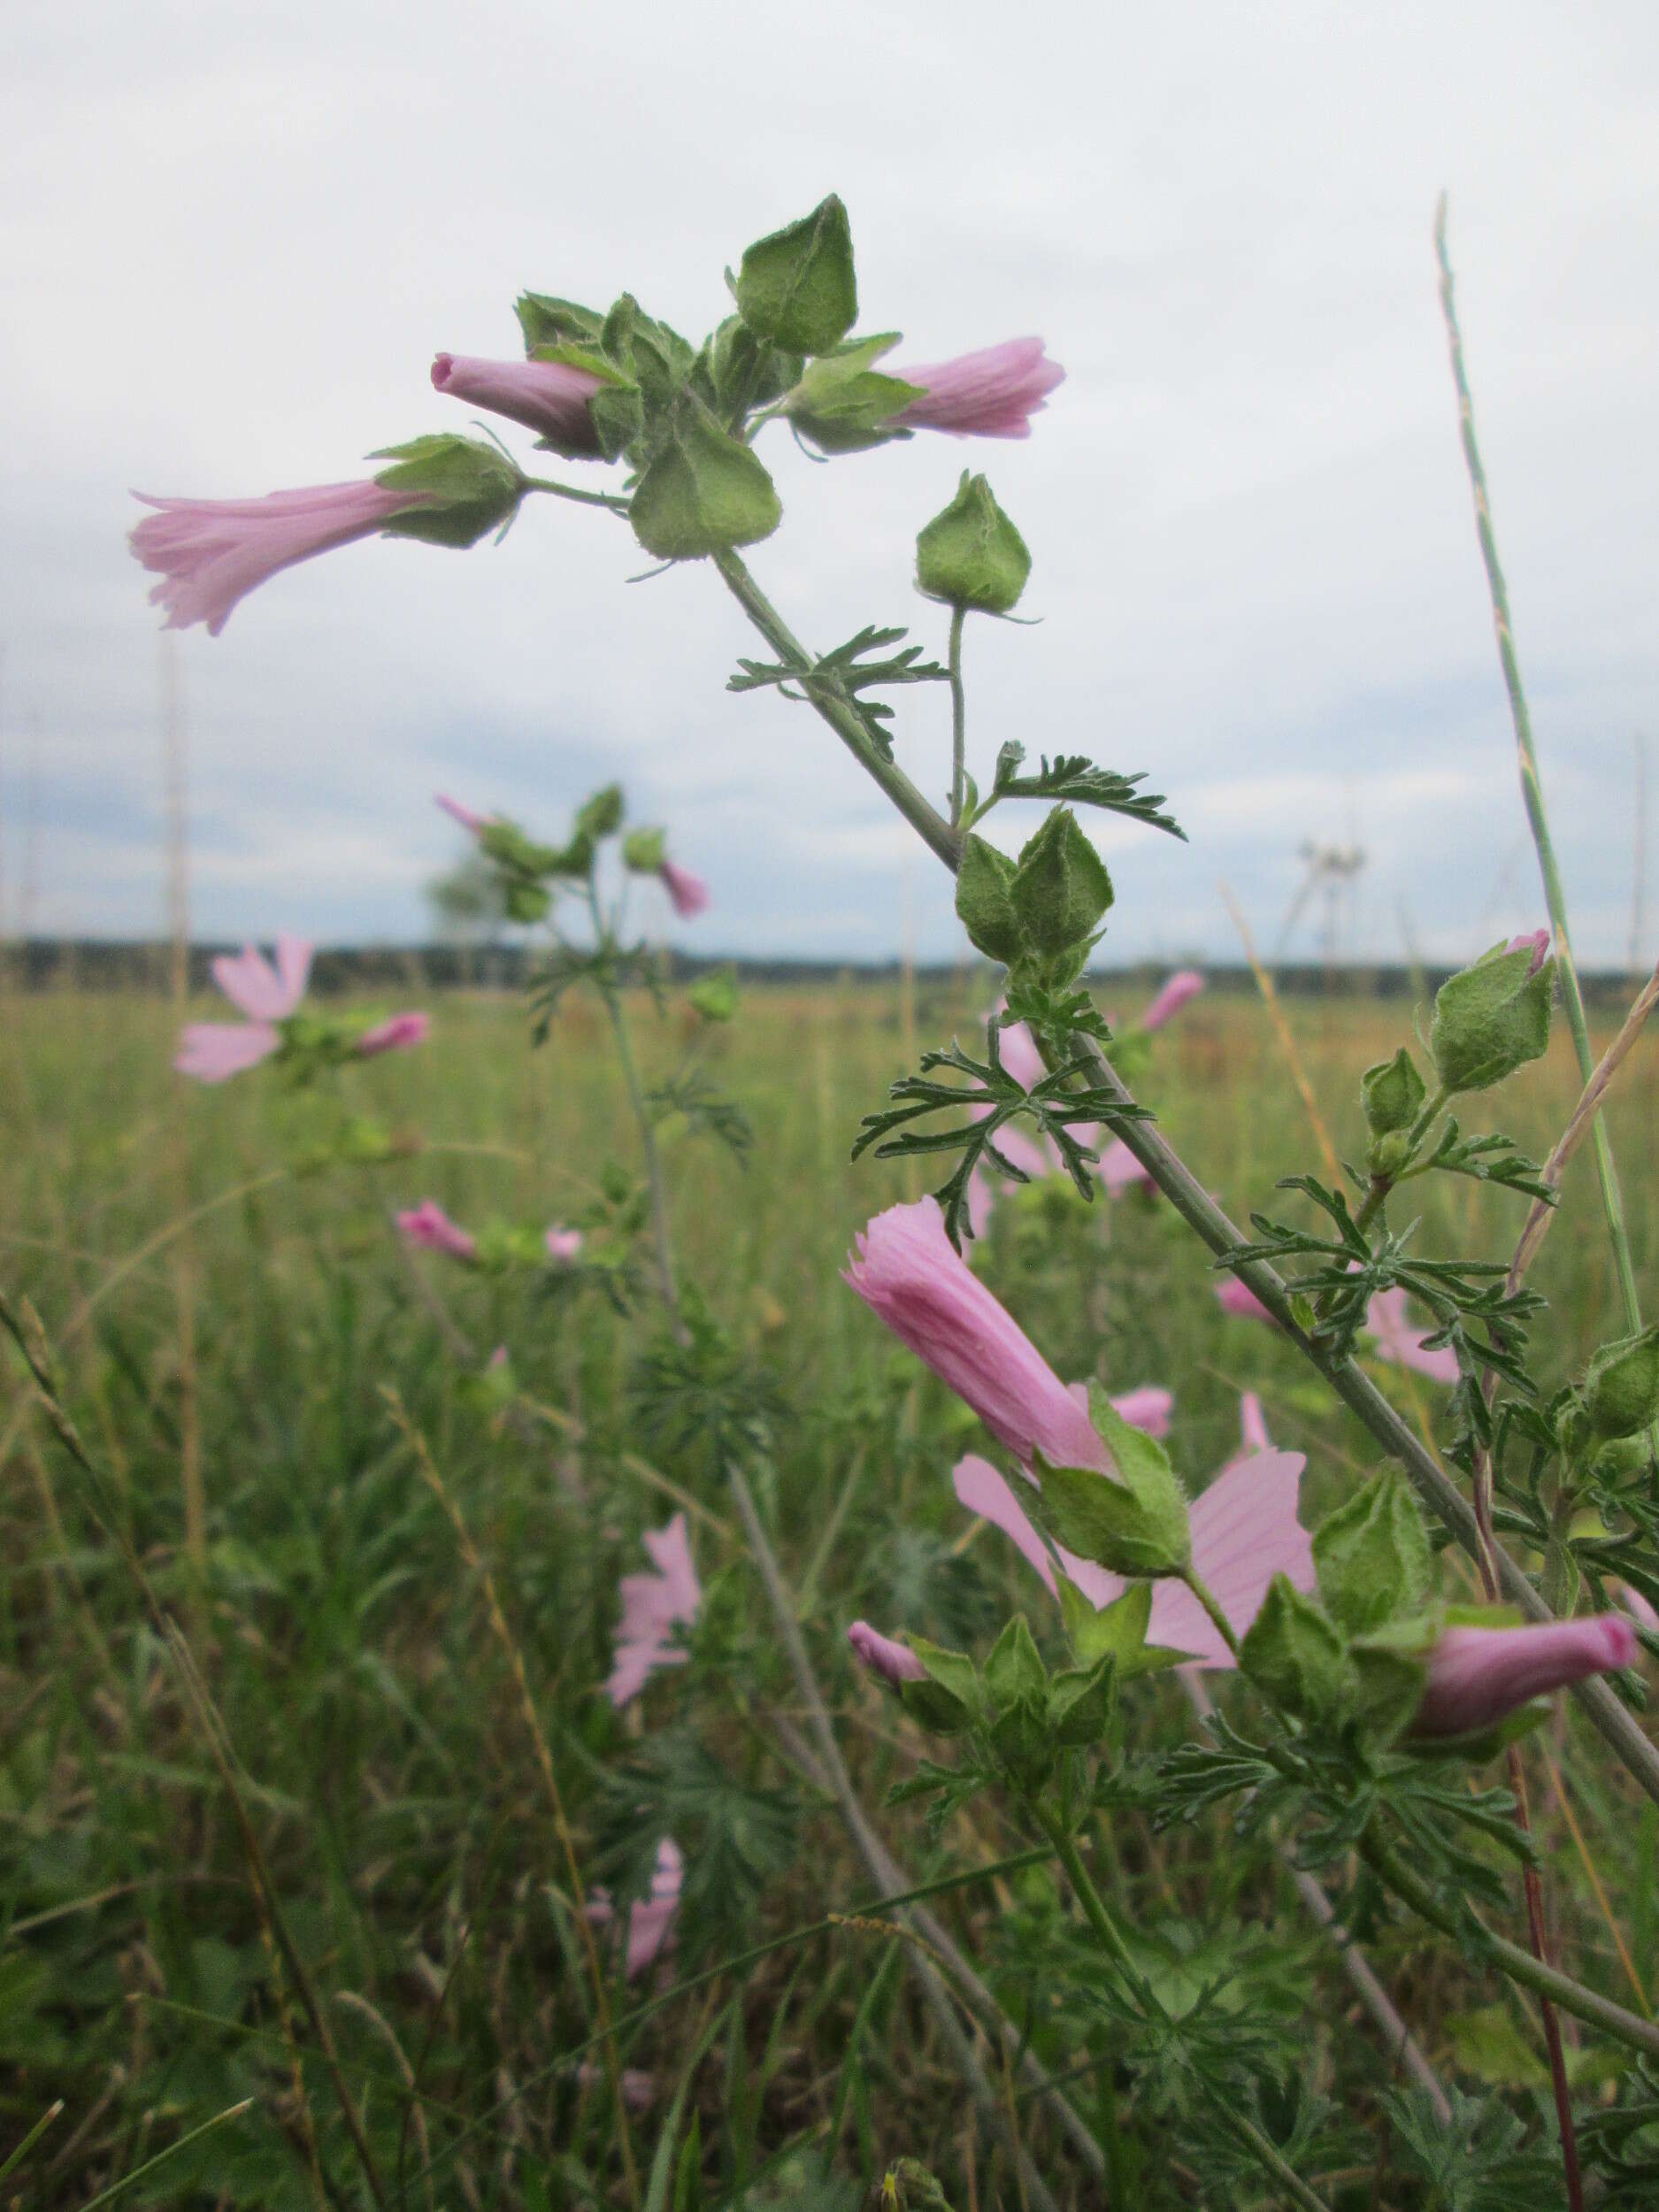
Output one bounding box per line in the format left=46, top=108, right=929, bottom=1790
left=947, top=604, right=968, bottom=827
left=710, top=549, right=1659, bottom=1809
left=602, top=987, right=683, bottom=1338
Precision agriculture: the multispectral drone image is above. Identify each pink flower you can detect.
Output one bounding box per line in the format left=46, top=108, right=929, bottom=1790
left=847, top=1620, right=926, bottom=1685
left=1100, top=1139, right=1156, bottom=1198
left=1411, top=1616, right=1638, bottom=1739
left=431, top=351, right=605, bottom=457
left=175, top=932, right=313, bottom=1084
left=396, top=1200, right=477, bottom=1262
left=607, top=1513, right=701, bottom=1706
left=1141, top=970, right=1204, bottom=1033
left=587, top=1839, right=684, bottom=1979
left=889, top=339, right=1065, bottom=441
left=845, top=1198, right=1104, bottom=1472
left=546, top=1225, right=584, bottom=1263
left=436, top=792, right=490, bottom=835
left=1364, top=1289, right=1459, bottom=1385
left=660, top=859, right=709, bottom=918
left=1623, top=1582, right=1659, bottom=1636
left=953, top=1392, right=1313, bottom=1668
left=357, top=1012, right=429, bottom=1057
left=1504, top=929, right=1550, bottom=976
left=1110, top=1386, right=1173, bottom=1439
left=1216, top=1277, right=1275, bottom=1325
left=131, top=480, right=416, bottom=636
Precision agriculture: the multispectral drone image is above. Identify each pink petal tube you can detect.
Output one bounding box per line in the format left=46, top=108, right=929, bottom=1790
left=847, top=1620, right=926, bottom=1685
left=1141, top=969, right=1204, bottom=1033
left=1411, top=1616, right=1637, bottom=1739
left=1364, top=1289, right=1459, bottom=1385
left=396, top=1200, right=477, bottom=1262
left=660, top=859, right=710, bottom=918
left=175, top=1022, right=280, bottom=1084
left=1110, top=1386, right=1173, bottom=1439
left=131, top=481, right=413, bottom=635
left=1504, top=928, right=1550, bottom=975
left=889, top=339, right=1065, bottom=440
left=435, top=792, right=489, bottom=835
left=431, top=351, right=605, bottom=457
left=845, top=1198, right=1105, bottom=1471
left=357, top=1011, right=429, bottom=1057
left=211, top=933, right=313, bottom=1022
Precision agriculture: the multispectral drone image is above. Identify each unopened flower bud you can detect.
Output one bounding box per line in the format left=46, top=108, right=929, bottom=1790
left=1361, top=1047, right=1426, bottom=1140
left=916, top=472, right=1031, bottom=615
left=1430, top=936, right=1554, bottom=1094
left=1583, top=1324, right=1659, bottom=1440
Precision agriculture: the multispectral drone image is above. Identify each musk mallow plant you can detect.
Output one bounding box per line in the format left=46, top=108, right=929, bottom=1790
left=131, top=189, right=1659, bottom=2200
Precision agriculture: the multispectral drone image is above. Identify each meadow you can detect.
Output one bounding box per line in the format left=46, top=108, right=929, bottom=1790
left=4, top=970, right=1656, bottom=2208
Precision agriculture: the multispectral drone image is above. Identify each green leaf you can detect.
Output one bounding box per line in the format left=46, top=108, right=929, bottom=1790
left=1239, top=1574, right=1355, bottom=1724
left=1583, top=1322, right=1659, bottom=1440
left=967, top=744, right=1185, bottom=841
left=1048, top=1651, right=1117, bottom=1746
left=687, top=969, right=740, bottom=1023
left=370, top=434, right=526, bottom=549
left=902, top=1634, right=982, bottom=1734
left=630, top=391, right=781, bottom=560
left=735, top=195, right=858, bottom=355
left=1028, top=1444, right=1190, bottom=1581
left=916, top=471, right=1031, bottom=615
left=983, top=1615, right=1046, bottom=1712
left=1311, top=1468, right=1432, bottom=1637
left=576, top=784, right=625, bottom=840
left=954, top=835, right=1024, bottom=963
left=622, top=827, right=667, bottom=873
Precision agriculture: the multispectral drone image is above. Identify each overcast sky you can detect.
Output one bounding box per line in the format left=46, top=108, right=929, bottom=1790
left=4, top=1, right=1656, bottom=967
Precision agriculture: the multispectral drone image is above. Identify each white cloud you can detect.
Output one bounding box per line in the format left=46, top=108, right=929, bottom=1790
left=2, top=0, right=1655, bottom=964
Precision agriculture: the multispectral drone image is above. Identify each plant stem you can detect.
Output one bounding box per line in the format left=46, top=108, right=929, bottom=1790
left=524, top=476, right=632, bottom=513
left=602, top=987, right=683, bottom=1339
left=1363, top=1826, right=1659, bottom=2062
left=708, top=547, right=1659, bottom=1811
left=1182, top=1568, right=1242, bottom=1661
left=947, top=605, right=968, bottom=827
left=1435, top=199, right=1643, bottom=1336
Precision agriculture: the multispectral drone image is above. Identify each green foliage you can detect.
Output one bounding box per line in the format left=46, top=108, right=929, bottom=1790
left=729, top=624, right=949, bottom=764
left=630, top=390, right=782, bottom=559
left=1584, top=1321, right=1659, bottom=1440
left=961, top=740, right=1185, bottom=839
left=955, top=807, right=1113, bottom=968
left=1311, top=1467, right=1432, bottom=1636
left=1361, top=1044, right=1426, bottom=1138
left=1430, top=938, right=1555, bottom=1094
left=1240, top=1573, right=1356, bottom=1724
left=370, top=432, right=526, bottom=547
left=1028, top=1422, right=1190, bottom=1580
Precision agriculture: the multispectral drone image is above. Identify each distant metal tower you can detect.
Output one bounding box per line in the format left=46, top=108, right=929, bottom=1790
left=1274, top=839, right=1367, bottom=977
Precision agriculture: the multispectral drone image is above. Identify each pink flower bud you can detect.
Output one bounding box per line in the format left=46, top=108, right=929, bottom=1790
left=659, top=859, right=710, bottom=918
left=546, top=1225, right=584, bottom=1264
left=1504, top=928, right=1550, bottom=976
left=431, top=351, right=606, bottom=457
left=1110, top=1386, right=1173, bottom=1439
left=847, top=1620, right=926, bottom=1685
left=889, top=338, right=1065, bottom=440
left=1141, top=969, right=1205, bottom=1033
left=357, top=1012, right=429, bottom=1057
left=131, top=480, right=417, bottom=635
left=845, top=1198, right=1104, bottom=1473
left=1411, top=1615, right=1637, bottom=1739
left=396, top=1200, right=477, bottom=1262
left=435, top=793, right=489, bottom=835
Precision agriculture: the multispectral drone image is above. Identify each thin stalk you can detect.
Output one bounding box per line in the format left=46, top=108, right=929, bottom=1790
left=603, top=986, right=683, bottom=1338
left=1363, top=1827, right=1659, bottom=2062
left=1182, top=1567, right=1241, bottom=1662
left=947, top=605, right=968, bottom=827
left=525, top=476, right=633, bottom=514
left=726, top=1463, right=1106, bottom=2186
left=709, top=549, right=1659, bottom=1809
left=1435, top=198, right=1642, bottom=1333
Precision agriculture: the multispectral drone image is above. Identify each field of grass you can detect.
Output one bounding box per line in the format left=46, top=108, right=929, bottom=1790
left=4, top=972, right=1657, bottom=2207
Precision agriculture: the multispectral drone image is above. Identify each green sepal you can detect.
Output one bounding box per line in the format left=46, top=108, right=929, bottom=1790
left=1583, top=1323, right=1659, bottom=1440
left=1311, top=1468, right=1433, bottom=1637
left=1406, top=1698, right=1554, bottom=1765
left=1059, top=1575, right=1148, bottom=1667
left=629, top=390, right=782, bottom=560
left=1429, top=940, right=1555, bottom=1094
left=708, top=316, right=803, bottom=422
left=575, top=785, right=625, bottom=841
left=521, top=340, right=639, bottom=459
left=903, top=1634, right=983, bottom=1733
left=954, top=834, right=1024, bottom=963
left=1239, top=1573, right=1355, bottom=1724
left=1361, top=1047, right=1427, bottom=1139
left=478, top=819, right=564, bottom=877
left=1009, top=808, right=1113, bottom=961
left=1348, top=1639, right=1429, bottom=1747
left=688, top=969, right=739, bottom=1022
left=735, top=194, right=858, bottom=355
left=370, top=434, right=526, bottom=549
left=1048, top=1650, right=1118, bottom=1747
left=515, top=292, right=608, bottom=353
left=983, top=1614, right=1046, bottom=1712
left=784, top=333, right=923, bottom=449
left=916, top=471, right=1031, bottom=615
left=987, top=1691, right=1051, bottom=1786
left=622, top=827, right=667, bottom=873
left=1030, top=1425, right=1190, bottom=1582
left=503, top=879, right=550, bottom=924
